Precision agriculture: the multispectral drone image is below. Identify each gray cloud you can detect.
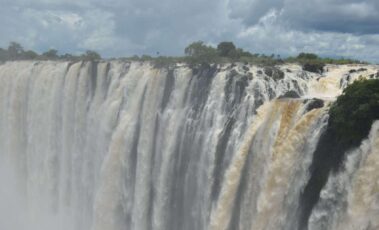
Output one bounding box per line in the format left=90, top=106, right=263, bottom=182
left=0, top=0, right=379, bottom=62
left=229, top=0, right=379, bottom=34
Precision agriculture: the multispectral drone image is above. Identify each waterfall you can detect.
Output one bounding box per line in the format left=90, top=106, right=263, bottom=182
left=209, top=100, right=328, bottom=230
left=309, top=121, right=379, bottom=230
left=0, top=60, right=377, bottom=230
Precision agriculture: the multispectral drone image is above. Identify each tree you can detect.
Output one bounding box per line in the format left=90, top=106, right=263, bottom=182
left=185, top=41, right=216, bottom=57
left=184, top=41, right=217, bottom=63
left=239, top=50, right=254, bottom=58
left=0, top=48, right=7, bottom=60
left=22, top=50, right=38, bottom=59
left=8, top=42, right=24, bottom=60
left=217, top=42, right=236, bottom=58
left=82, top=50, right=101, bottom=61
left=42, top=49, right=59, bottom=59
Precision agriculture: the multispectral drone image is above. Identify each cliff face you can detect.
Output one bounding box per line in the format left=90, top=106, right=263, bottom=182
left=0, top=60, right=378, bottom=230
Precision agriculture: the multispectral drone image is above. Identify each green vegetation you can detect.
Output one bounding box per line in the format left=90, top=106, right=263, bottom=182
left=0, top=42, right=101, bottom=61
left=329, top=79, right=379, bottom=147
left=286, top=53, right=366, bottom=73
left=292, top=53, right=325, bottom=73
left=0, top=41, right=367, bottom=69
left=299, top=79, right=379, bottom=229
left=182, top=41, right=279, bottom=66
left=180, top=42, right=366, bottom=68
left=184, top=41, right=217, bottom=62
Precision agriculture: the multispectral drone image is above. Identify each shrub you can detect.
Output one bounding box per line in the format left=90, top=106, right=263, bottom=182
left=297, top=53, right=318, bottom=60
left=329, top=79, right=379, bottom=147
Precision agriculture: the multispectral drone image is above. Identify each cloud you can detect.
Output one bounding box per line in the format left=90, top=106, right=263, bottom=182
left=229, top=0, right=379, bottom=34
left=0, top=0, right=378, bottom=62
left=235, top=8, right=379, bottom=61
left=228, top=0, right=284, bottom=25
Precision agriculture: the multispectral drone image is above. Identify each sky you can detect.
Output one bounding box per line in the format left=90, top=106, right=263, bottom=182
left=1, top=0, right=379, bottom=62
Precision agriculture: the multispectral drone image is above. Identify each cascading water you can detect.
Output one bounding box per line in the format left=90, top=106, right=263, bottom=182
left=309, top=121, right=379, bottom=230
left=0, top=60, right=377, bottom=230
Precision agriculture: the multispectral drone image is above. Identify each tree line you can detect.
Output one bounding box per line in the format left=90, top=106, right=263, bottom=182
left=0, top=42, right=101, bottom=61
left=127, top=41, right=284, bottom=66
left=129, top=41, right=366, bottom=72
left=182, top=41, right=366, bottom=70
left=0, top=41, right=366, bottom=72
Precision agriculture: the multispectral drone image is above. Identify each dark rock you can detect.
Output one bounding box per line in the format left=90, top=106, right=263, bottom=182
left=274, top=69, right=285, bottom=80
left=349, top=69, right=357, bottom=73
left=298, top=71, right=309, bottom=80
left=291, top=80, right=301, bottom=93
left=303, top=98, right=324, bottom=112
left=264, top=67, right=273, bottom=76
left=257, top=70, right=263, bottom=75
left=186, top=64, right=218, bottom=114
left=191, top=62, right=212, bottom=75
left=350, top=68, right=366, bottom=74
left=302, top=62, right=325, bottom=73
left=264, top=67, right=285, bottom=80
left=299, top=130, right=338, bottom=230
left=160, top=69, right=175, bottom=111
left=230, top=69, right=238, bottom=77
left=278, top=90, right=300, bottom=99
left=223, top=70, right=249, bottom=114
left=247, top=72, right=253, bottom=80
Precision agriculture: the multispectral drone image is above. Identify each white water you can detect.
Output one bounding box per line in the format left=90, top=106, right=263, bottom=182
left=309, top=121, right=379, bottom=230
left=0, top=61, right=377, bottom=230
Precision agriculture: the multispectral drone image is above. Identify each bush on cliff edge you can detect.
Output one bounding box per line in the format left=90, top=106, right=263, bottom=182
left=329, top=78, right=379, bottom=148
left=298, top=78, right=379, bottom=229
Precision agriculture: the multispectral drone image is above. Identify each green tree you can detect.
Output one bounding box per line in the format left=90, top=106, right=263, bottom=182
left=217, top=42, right=236, bottom=58
left=0, top=48, right=7, bottom=60
left=8, top=42, right=24, bottom=60
left=42, top=49, right=59, bottom=59
left=22, top=50, right=39, bottom=59
left=82, top=50, right=101, bottom=61
left=329, top=79, right=379, bottom=147
left=185, top=41, right=216, bottom=57
left=184, top=41, right=217, bottom=63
